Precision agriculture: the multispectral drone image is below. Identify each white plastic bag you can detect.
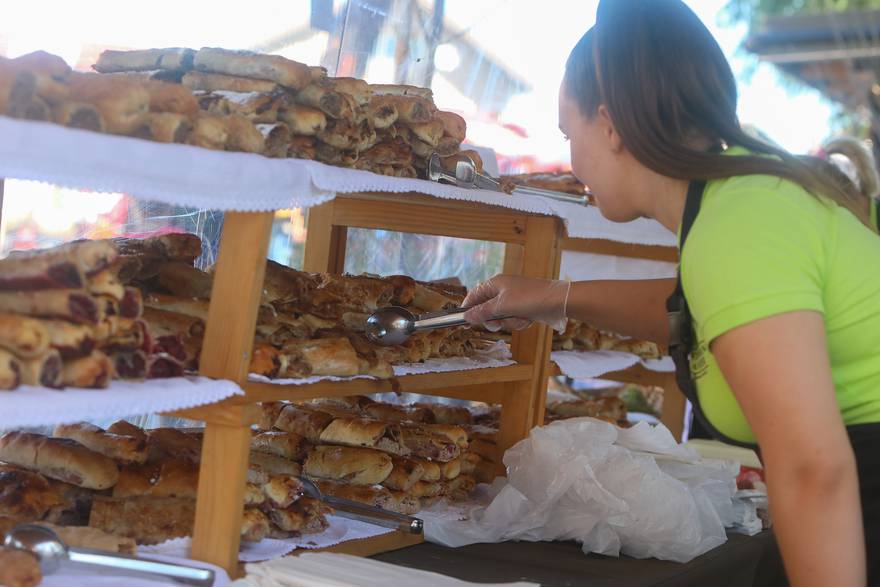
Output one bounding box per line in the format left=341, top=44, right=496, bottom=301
left=425, top=418, right=738, bottom=563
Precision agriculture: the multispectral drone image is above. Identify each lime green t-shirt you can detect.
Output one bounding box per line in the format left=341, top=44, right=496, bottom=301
left=681, top=150, right=880, bottom=444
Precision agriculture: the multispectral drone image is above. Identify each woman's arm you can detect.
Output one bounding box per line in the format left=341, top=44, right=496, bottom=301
left=712, top=311, right=865, bottom=587
left=462, top=275, right=674, bottom=342
left=565, top=279, right=674, bottom=342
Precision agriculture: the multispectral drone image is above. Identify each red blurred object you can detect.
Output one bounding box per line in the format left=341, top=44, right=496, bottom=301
left=736, top=466, right=764, bottom=490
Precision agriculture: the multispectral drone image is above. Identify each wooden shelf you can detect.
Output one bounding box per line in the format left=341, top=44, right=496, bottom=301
left=182, top=192, right=563, bottom=576
left=549, top=360, right=672, bottom=388
left=294, top=529, right=424, bottom=557
left=239, top=364, right=533, bottom=403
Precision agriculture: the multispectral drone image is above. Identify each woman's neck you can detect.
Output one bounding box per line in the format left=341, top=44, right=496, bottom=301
left=639, top=172, right=690, bottom=234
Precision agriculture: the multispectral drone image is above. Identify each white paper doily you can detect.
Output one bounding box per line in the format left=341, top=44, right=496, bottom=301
left=0, top=116, right=675, bottom=245
left=0, top=376, right=243, bottom=430
left=551, top=350, right=674, bottom=380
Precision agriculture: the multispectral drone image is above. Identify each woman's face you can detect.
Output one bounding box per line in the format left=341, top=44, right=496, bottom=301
left=558, top=83, right=640, bottom=222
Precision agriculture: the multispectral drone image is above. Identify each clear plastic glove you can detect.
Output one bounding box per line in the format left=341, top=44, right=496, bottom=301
left=462, top=275, right=571, bottom=333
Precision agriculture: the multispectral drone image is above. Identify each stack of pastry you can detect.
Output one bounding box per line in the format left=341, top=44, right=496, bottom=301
left=254, top=396, right=489, bottom=515
left=552, top=319, right=665, bottom=361
left=1, top=47, right=478, bottom=179
left=112, top=233, right=489, bottom=380
left=0, top=50, right=204, bottom=144
left=0, top=422, right=330, bottom=545
left=0, top=238, right=169, bottom=390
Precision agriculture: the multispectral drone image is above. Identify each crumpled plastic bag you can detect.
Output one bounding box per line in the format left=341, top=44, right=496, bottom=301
left=425, top=418, right=739, bottom=563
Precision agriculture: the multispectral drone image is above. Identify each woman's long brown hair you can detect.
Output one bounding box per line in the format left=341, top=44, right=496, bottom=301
left=564, top=0, right=869, bottom=224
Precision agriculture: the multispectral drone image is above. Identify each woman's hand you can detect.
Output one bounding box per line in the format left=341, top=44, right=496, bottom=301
left=462, top=275, right=570, bottom=332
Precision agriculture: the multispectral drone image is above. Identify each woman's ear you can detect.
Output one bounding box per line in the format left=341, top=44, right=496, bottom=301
left=596, top=104, right=623, bottom=153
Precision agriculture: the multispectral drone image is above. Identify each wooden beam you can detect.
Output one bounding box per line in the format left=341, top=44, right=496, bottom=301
left=560, top=237, right=678, bottom=263
left=198, top=212, right=274, bottom=383
left=192, top=423, right=251, bottom=572
left=303, top=201, right=351, bottom=274
left=191, top=211, right=273, bottom=573
left=239, top=365, right=533, bottom=403
left=332, top=196, right=530, bottom=244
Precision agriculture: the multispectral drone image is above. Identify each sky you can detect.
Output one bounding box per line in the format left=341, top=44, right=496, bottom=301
left=432, top=0, right=837, bottom=165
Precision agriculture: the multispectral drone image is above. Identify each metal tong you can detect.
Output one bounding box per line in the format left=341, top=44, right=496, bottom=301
left=298, top=476, right=423, bottom=534
left=5, top=524, right=214, bottom=586
left=427, top=153, right=590, bottom=206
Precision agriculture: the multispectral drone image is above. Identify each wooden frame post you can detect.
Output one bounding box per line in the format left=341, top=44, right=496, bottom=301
left=303, top=201, right=347, bottom=273
left=191, top=211, right=274, bottom=573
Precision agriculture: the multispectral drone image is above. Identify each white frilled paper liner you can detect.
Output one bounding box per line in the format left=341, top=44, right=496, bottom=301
left=248, top=341, right=514, bottom=387
left=551, top=350, right=674, bottom=380
left=233, top=553, right=539, bottom=587
left=0, top=376, right=243, bottom=430
left=140, top=515, right=393, bottom=563
left=0, top=116, right=675, bottom=245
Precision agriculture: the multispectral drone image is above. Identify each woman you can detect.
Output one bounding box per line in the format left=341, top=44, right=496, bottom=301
left=462, top=1, right=880, bottom=585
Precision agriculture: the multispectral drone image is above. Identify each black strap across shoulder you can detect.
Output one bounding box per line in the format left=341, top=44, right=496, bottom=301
left=666, top=179, right=759, bottom=449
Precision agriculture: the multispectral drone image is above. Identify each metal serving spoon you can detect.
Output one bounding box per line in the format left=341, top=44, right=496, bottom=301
left=4, top=524, right=214, bottom=586
left=365, top=306, right=493, bottom=346
left=298, top=477, right=423, bottom=534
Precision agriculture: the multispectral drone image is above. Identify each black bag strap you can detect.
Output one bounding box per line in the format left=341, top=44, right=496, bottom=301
left=667, top=180, right=707, bottom=314
left=667, top=179, right=759, bottom=449
left=875, top=197, right=880, bottom=233
left=665, top=179, right=707, bottom=406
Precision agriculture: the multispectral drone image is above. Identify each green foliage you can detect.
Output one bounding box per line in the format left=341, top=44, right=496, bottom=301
left=723, top=0, right=880, bottom=26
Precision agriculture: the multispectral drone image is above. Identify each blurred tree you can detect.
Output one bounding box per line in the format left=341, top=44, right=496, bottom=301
left=723, top=0, right=880, bottom=24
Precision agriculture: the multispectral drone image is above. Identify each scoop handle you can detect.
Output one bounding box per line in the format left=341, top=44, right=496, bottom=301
left=67, top=548, right=214, bottom=586
left=413, top=307, right=513, bottom=331
left=322, top=495, right=424, bottom=534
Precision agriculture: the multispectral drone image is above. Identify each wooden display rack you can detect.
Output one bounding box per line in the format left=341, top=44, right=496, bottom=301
left=169, top=192, right=563, bottom=575
left=547, top=236, right=686, bottom=440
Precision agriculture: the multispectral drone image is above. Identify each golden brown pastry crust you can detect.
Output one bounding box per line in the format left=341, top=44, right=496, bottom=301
left=224, top=113, right=265, bottom=153
left=260, top=475, right=303, bottom=509
left=278, top=104, right=327, bottom=136
left=67, top=73, right=149, bottom=135
left=53, top=422, right=148, bottom=465
left=0, top=349, right=22, bottom=390
left=251, top=431, right=308, bottom=461
left=257, top=122, right=292, bottom=158
left=59, top=351, right=112, bottom=388
left=146, top=428, right=202, bottom=465
left=0, top=314, right=50, bottom=359
left=0, top=432, right=119, bottom=489
left=188, top=113, right=229, bottom=150
left=19, top=350, right=63, bottom=388
left=194, top=48, right=310, bottom=91
left=112, top=460, right=198, bottom=499
left=304, top=445, right=392, bottom=485
left=318, top=417, right=387, bottom=448
left=93, top=48, right=195, bottom=73
left=273, top=405, right=334, bottom=442
left=182, top=71, right=281, bottom=93
left=0, top=547, right=41, bottom=587
left=143, top=112, right=192, bottom=143
left=88, top=495, right=194, bottom=545
left=140, top=79, right=198, bottom=117
left=51, top=100, right=104, bottom=132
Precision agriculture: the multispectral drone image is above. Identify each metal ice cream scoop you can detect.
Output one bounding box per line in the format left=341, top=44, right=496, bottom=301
left=297, top=476, right=423, bottom=534
left=4, top=524, right=214, bottom=586
left=365, top=306, right=508, bottom=346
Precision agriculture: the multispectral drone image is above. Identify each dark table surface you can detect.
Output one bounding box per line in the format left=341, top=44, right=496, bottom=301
left=372, top=531, right=784, bottom=587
